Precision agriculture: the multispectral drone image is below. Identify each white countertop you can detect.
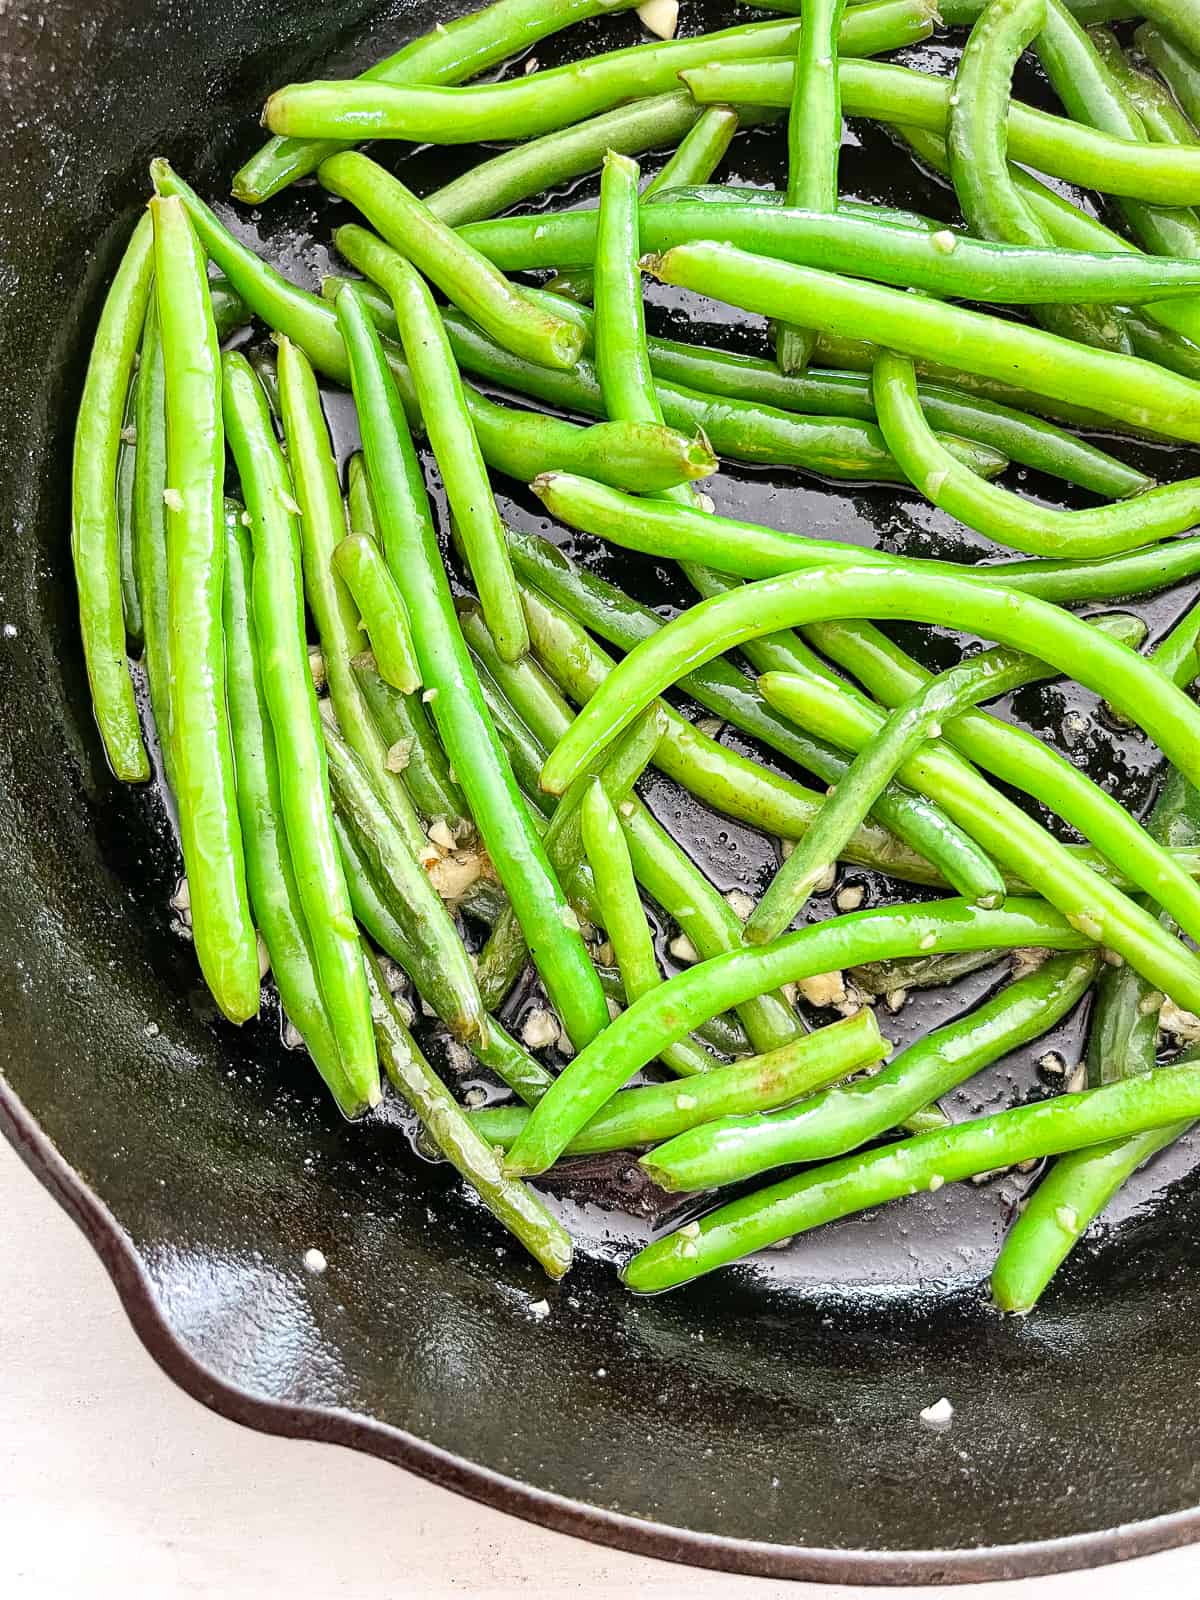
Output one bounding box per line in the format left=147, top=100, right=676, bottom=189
left=1, top=1134, right=1195, bottom=1599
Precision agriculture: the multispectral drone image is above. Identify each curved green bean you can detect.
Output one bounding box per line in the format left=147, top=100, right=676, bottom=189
left=223, top=512, right=374, bottom=1117
left=335, top=282, right=607, bottom=1049
left=222, top=350, right=373, bottom=1070
left=265, top=1, right=936, bottom=143
left=682, top=55, right=1200, bottom=204
left=647, top=241, right=1200, bottom=442
left=643, top=949, right=1098, bottom=1192
left=153, top=200, right=259, bottom=1022
left=581, top=779, right=717, bottom=1080
left=1091, top=30, right=1199, bottom=143
left=624, top=1054, right=1200, bottom=1292
left=1137, top=25, right=1200, bottom=127
left=874, top=351, right=1200, bottom=556
left=364, top=952, right=571, bottom=1278
left=502, top=898, right=1089, bottom=1175
left=476, top=1008, right=887, bottom=1156
left=71, top=210, right=153, bottom=782
left=131, top=298, right=174, bottom=788
left=333, top=534, right=420, bottom=694
left=234, top=0, right=643, bottom=201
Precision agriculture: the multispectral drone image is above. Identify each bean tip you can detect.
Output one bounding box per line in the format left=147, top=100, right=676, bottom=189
left=530, top=471, right=557, bottom=501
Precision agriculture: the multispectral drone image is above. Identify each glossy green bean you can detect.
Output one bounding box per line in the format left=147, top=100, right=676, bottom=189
left=352, top=656, right=468, bottom=825
left=71, top=211, right=153, bottom=782
left=265, top=1, right=937, bottom=143
left=424, top=90, right=701, bottom=228
left=336, top=282, right=607, bottom=1048
left=223, top=512, right=374, bottom=1117
left=779, top=0, right=847, bottom=373
left=625, top=1052, right=1200, bottom=1292
left=150, top=161, right=711, bottom=494
left=131, top=299, right=174, bottom=788
left=222, top=350, right=374, bottom=1071
left=363, top=952, right=571, bottom=1278
left=1092, top=29, right=1200, bottom=142
left=502, top=899, right=1088, bottom=1176
left=471, top=653, right=556, bottom=819
left=153, top=200, right=259, bottom=1022
left=874, top=351, right=1200, bottom=556
left=333, top=535, right=420, bottom=695
left=549, top=105, right=739, bottom=303
left=346, top=451, right=378, bottom=539
left=459, top=198, right=1200, bottom=304
left=581, top=779, right=718, bottom=1080
left=234, top=0, right=642, bottom=202
left=322, top=157, right=583, bottom=373
left=476, top=1009, right=887, bottom=1155
left=643, top=949, right=1098, bottom=1192
left=335, top=227, right=528, bottom=658
left=1138, top=23, right=1200, bottom=129
left=683, top=54, right=1200, bottom=204
left=647, top=241, right=1200, bottom=442
left=759, top=663, right=1200, bottom=1011
left=114, top=372, right=143, bottom=644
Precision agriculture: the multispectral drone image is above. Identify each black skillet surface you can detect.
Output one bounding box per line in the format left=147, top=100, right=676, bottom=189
left=5, top=0, right=1200, bottom=1582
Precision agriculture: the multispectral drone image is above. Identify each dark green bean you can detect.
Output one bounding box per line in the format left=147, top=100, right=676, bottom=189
left=351, top=657, right=467, bottom=825
left=115, top=371, right=143, bottom=645
left=1137, top=23, right=1200, bottom=117
left=131, top=298, right=174, bottom=788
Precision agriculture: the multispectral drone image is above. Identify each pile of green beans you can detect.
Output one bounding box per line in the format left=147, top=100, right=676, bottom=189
left=68, top=0, right=1200, bottom=1303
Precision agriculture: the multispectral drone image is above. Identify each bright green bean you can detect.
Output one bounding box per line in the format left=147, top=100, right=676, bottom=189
left=625, top=1052, right=1200, bottom=1292
left=643, top=949, right=1098, bottom=1192
left=874, top=351, right=1200, bottom=556
left=580, top=779, right=717, bottom=1080
left=335, top=226, right=528, bottom=659
left=502, top=899, right=1088, bottom=1175
left=1092, top=29, right=1199, bottom=142
left=71, top=210, right=153, bottom=782
left=476, top=1009, right=887, bottom=1155
left=333, top=534, right=420, bottom=694
left=321, top=157, right=583, bottom=373
left=363, top=951, right=571, bottom=1278
left=153, top=200, right=259, bottom=1022
left=223, top=512, right=374, bottom=1118
left=265, top=1, right=936, bottom=143
left=222, top=350, right=374, bottom=1074
left=1138, top=23, right=1200, bottom=129
left=647, top=241, right=1200, bottom=442
left=346, top=451, right=377, bottom=539
left=131, top=298, right=174, bottom=788
left=336, top=282, right=607, bottom=1048
left=471, top=653, right=556, bottom=818
left=234, top=0, right=642, bottom=201
left=351, top=657, right=467, bottom=824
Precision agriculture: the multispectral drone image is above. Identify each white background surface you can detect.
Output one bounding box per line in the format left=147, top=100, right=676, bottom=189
left=1, top=1134, right=1196, bottom=1599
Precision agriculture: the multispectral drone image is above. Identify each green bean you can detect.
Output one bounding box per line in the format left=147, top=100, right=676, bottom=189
left=131, top=299, right=174, bottom=788
left=210, top=277, right=252, bottom=341
left=150, top=162, right=711, bottom=494
left=476, top=1008, right=887, bottom=1156
left=648, top=242, right=1200, bottom=442
left=471, top=655, right=557, bottom=819
left=643, top=949, right=1097, bottom=1192
left=223, top=512, right=374, bottom=1117
left=336, top=282, right=607, bottom=1048
left=502, top=898, right=1088, bottom=1175
left=233, top=0, right=642, bottom=202
left=71, top=211, right=153, bottom=782
left=1092, top=29, right=1199, bottom=142
left=222, top=350, right=374, bottom=1069
left=625, top=1051, right=1200, bottom=1292
left=322, top=715, right=483, bottom=1041
left=152, top=200, right=259, bottom=1022
left=759, top=663, right=1200, bottom=1009
left=549, top=104, right=740, bottom=303
left=265, top=1, right=937, bottom=144
left=647, top=182, right=946, bottom=229
left=748, top=651, right=1037, bottom=942
left=778, top=0, right=848, bottom=372
left=114, top=371, right=143, bottom=645
left=335, top=229, right=529, bottom=659
left=424, top=91, right=702, bottom=228
left=332, top=535, right=420, bottom=695
left=346, top=451, right=378, bottom=539
left=682, top=56, right=1200, bottom=205
left=351, top=657, right=467, bottom=824
left=801, top=613, right=1200, bottom=945
left=459, top=198, right=1200, bottom=305
left=363, top=952, right=571, bottom=1278
left=876, top=351, right=1200, bottom=556
left=1139, top=8, right=1200, bottom=69
left=1138, top=23, right=1200, bottom=130
left=581, top=779, right=718, bottom=1080
left=321, top=159, right=582, bottom=373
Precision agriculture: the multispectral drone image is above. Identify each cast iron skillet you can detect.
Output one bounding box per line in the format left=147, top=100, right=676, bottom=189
left=6, top=0, right=1200, bottom=1583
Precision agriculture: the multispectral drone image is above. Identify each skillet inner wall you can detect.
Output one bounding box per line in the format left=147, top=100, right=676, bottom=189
left=3, top=0, right=1200, bottom=1554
